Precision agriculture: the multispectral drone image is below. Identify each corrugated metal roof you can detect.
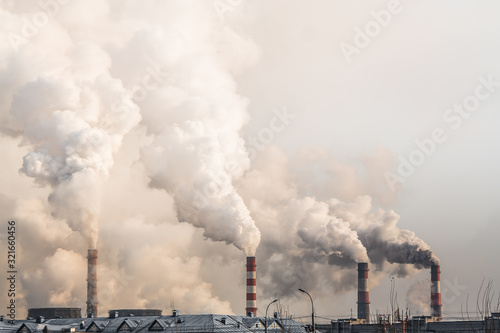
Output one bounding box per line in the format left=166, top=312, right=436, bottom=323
left=241, top=318, right=259, bottom=329
left=0, top=314, right=306, bottom=333
left=87, top=320, right=110, bottom=332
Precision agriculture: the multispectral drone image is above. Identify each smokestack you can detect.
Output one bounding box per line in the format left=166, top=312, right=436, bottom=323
left=246, top=256, right=257, bottom=317
left=87, top=249, right=98, bottom=318
left=431, top=264, right=442, bottom=319
left=357, top=262, right=370, bottom=323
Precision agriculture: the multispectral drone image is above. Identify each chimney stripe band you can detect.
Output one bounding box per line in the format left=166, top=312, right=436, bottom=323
left=357, top=263, right=370, bottom=323
left=431, top=265, right=442, bottom=318
left=246, top=257, right=257, bottom=316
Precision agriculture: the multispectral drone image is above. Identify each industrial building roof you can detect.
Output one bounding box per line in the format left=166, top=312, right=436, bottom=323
left=0, top=314, right=308, bottom=333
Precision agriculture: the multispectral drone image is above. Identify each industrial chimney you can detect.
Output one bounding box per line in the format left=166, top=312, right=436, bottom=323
left=431, top=264, right=442, bottom=319
left=87, top=249, right=98, bottom=318
left=246, top=256, right=257, bottom=317
left=357, top=263, right=370, bottom=323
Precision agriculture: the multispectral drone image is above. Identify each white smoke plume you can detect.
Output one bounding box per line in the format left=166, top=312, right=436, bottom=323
left=21, top=248, right=87, bottom=307
left=3, top=18, right=141, bottom=247
left=407, top=280, right=432, bottom=315
left=9, top=142, right=234, bottom=317
left=137, top=8, right=261, bottom=255
left=0, top=0, right=441, bottom=318
left=238, top=146, right=439, bottom=297
left=0, top=0, right=258, bottom=316
left=329, top=196, right=440, bottom=269
left=297, top=199, right=369, bottom=264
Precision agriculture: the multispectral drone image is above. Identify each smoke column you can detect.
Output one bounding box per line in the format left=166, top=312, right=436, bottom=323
left=138, top=7, right=262, bottom=256
left=10, top=49, right=141, bottom=248
left=0, top=1, right=444, bottom=316
left=239, top=152, right=440, bottom=298
left=431, top=264, right=442, bottom=319
left=357, top=263, right=370, bottom=322
left=87, top=249, right=98, bottom=318
left=1, top=0, right=258, bottom=315
left=329, top=196, right=439, bottom=269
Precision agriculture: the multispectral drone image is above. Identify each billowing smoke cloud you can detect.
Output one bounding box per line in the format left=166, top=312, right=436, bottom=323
left=0, top=0, right=440, bottom=318
left=329, top=196, right=439, bottom=269
left=137, top=9, right=261, bottom=255
left=96, top=216, right=233, bottom=314
left=295, top=198, right=368, bottom=264
left=22, top=248, right=87, bottom=307
left=407, top=280, right=432, bottom=315
left=4, top=35, right=141, bottom=247
left=238, top=146, right=439, bottom=297
left=141, top=119, right=261, bottom=255
left=2, top=0, right=262, bottom=255
left=283, top=147, right=439, bottom=269
left=0, top=0, right=257, bottom=316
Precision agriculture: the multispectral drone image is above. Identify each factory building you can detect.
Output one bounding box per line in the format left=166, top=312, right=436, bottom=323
left=26, top=309, right=82, bottom=320
left=107, top=310, right=163, bottom=318
left=3, top=311, right=500, bottom=333
left=0, top=312, right=307, bottom=333
left=318, top=313, right=500, bottom=332
left=4, top=249, right=496, bottom=333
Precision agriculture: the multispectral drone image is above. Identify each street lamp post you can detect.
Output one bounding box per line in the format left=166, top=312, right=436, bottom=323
left=298, top=288, right=315, bottom=333
left=265, top=299, right=278, bottom=333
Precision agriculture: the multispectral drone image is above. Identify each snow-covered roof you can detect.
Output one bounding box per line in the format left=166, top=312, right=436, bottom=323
left=0, top=314, right=307, bottom=333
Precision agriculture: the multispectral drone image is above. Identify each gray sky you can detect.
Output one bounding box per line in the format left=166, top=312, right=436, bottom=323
left=232, top=0, right=500, bottom=318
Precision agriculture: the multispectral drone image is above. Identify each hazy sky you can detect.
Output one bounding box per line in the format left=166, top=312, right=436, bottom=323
left=0, top=0, right=499, bottom=323
left=236, top=0, right=500, bottom=319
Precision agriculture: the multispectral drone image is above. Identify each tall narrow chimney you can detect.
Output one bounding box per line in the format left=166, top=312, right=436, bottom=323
left=87, top=249, right=98, bottom=318
left=246, top=256, right=257, bottom=317
left=357, top=263, right=370, bottom=323
left=431, top=264, right=442, bottom=319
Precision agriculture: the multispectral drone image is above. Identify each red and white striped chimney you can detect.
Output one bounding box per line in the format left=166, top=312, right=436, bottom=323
left=246, top=256, right=257, bottom=317
left=357, top=263, right=370, bottom=323
left=431, top=264, right=442, bottom=319
left=87, top=249, right=98, bottom=318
